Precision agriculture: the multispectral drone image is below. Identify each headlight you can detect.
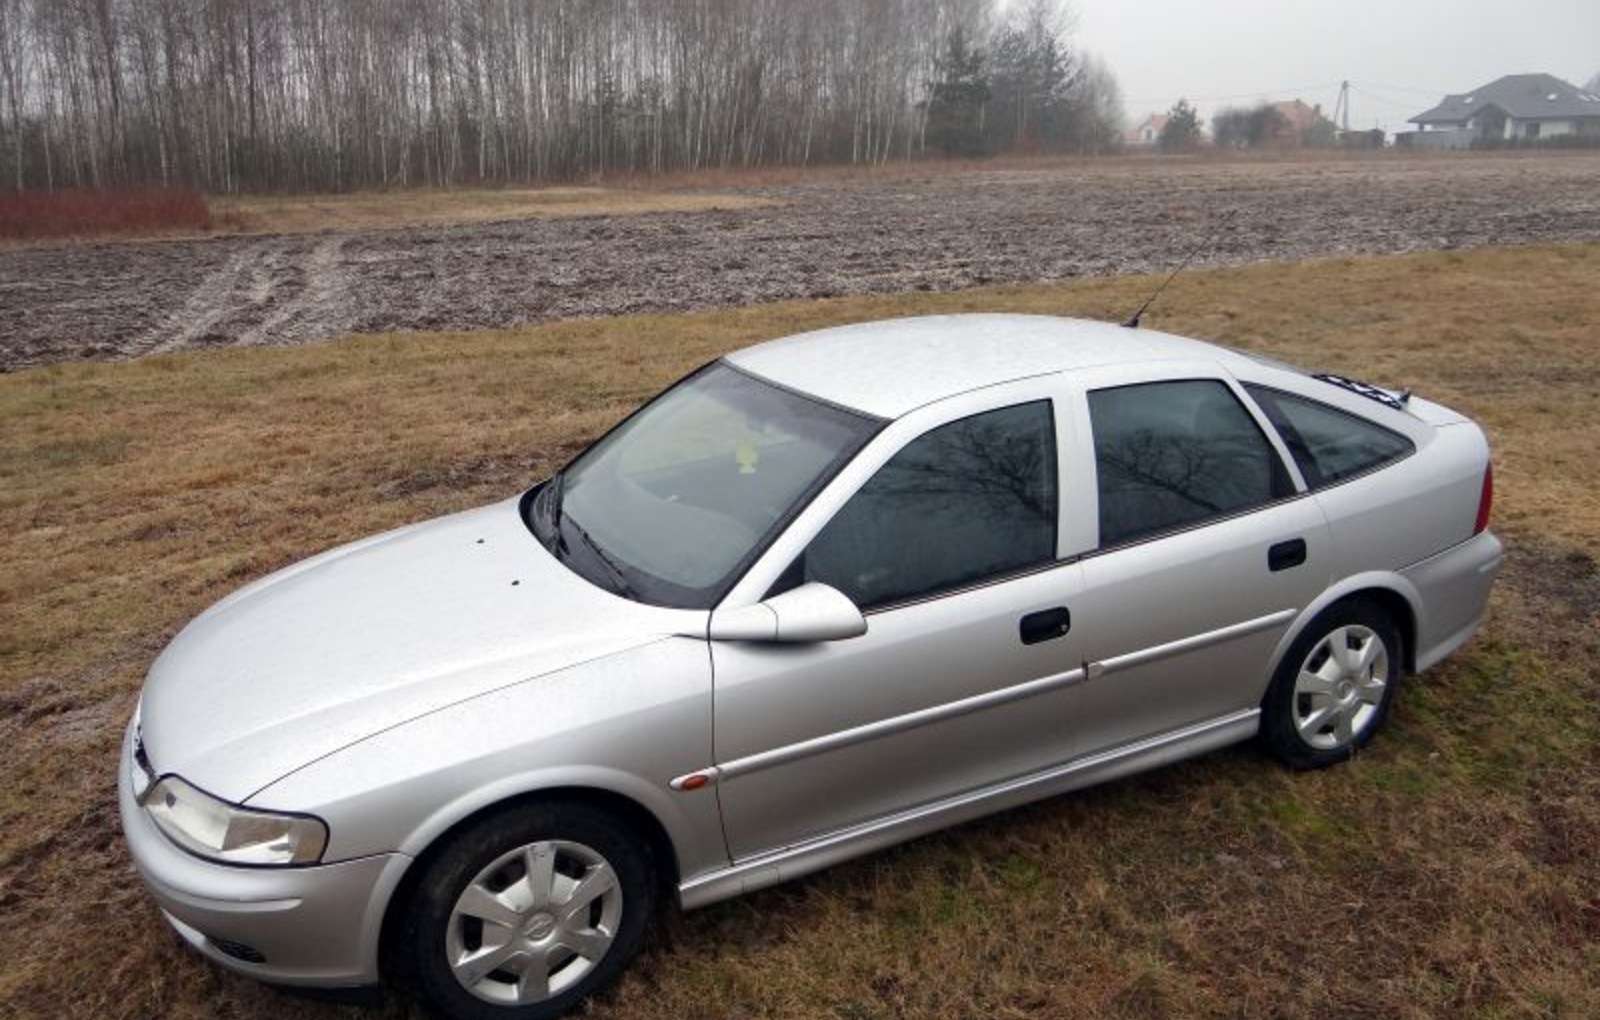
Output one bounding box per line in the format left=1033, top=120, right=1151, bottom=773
left=142, top=776, right=328, bottom=866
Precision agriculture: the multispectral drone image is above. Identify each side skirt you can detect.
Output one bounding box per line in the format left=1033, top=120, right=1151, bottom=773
left=678, top=707, right=1260, bottom=910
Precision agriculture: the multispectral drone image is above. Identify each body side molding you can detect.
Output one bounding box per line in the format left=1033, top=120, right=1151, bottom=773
left=677, top=707, right=1261, bottom=909
left=674, top=609, right=1295, bottom=793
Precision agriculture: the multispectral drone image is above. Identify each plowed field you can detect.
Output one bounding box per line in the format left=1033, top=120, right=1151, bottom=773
left=3, top=153, right=1597, bottom=372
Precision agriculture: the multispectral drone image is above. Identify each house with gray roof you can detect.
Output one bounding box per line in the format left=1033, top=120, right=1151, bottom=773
left=1401, top=73, right=1600, bottom=149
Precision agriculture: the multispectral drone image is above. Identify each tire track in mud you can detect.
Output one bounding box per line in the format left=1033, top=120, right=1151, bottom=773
left=3, top=154, right=1599, bottom=372
left=125, top=235, right=354, bottom=357
left=236, top=236, right=352, bottom=347
left=124, top=246, right=260, bottom=359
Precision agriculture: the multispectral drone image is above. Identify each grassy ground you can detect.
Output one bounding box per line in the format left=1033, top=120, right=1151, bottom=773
left=0, top=186, right=772, bottom=247
left=207, top=186, right=773, bottom=235
left=0, top=244, right=1595, bottom=1020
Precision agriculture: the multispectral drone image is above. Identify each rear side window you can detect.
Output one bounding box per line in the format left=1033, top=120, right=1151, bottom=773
left=1089, top=380, right=1293, bottom=547
left=795, top=401, right=1058, bottom=610
left=1245, top=385, right=1414, bottom=489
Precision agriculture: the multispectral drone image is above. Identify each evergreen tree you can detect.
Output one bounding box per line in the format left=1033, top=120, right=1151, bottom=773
left=925, top=26, right=991, bottom=157
left=1159, top=99, right=1202, bottom=153
left=985, top=0, right=1077, bottom=153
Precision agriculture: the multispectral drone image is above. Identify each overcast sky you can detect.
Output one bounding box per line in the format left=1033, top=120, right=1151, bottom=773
left=1071, top=0, right=1600, bottom=129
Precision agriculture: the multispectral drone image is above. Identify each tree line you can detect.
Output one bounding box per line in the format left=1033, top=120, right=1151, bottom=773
left=0, top=0, right=1121, bottom=194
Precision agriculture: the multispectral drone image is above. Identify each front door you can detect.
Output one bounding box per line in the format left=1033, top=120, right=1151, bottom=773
left=710, top=393, right=1088, bottom=860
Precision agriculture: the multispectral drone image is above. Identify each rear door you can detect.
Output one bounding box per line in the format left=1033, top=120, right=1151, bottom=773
left=1064, top=363, right=1334, bottom=756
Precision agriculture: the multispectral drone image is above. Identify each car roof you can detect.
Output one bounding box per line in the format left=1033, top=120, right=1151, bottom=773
left=724, top=314, right=1247, bottom=418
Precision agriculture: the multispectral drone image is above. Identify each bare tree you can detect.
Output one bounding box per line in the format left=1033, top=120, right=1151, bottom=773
left=0, top=0, right=31, bottom=189
left=0, top=0, right=1118, bottom=192
left=1211, top=103, right=1288, bottom=150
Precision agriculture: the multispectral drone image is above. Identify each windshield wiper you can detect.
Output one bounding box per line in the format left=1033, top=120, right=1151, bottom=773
left=533, top=472, right=637, bottom=599
left=534, top=471, right=566, bottom=555
left=562, top=516, right=640, bottom=600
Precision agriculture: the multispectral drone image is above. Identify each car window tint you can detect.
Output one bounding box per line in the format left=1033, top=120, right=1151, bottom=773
left=1244, top=385, right=1415, bottom=489
left=797, top=401, right=1058, bottom=610
left=1089, top=380, right=1291, bottom=547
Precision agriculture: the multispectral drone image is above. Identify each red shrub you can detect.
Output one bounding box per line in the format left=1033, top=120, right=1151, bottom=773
left=0, top=186, right=213, bottom=240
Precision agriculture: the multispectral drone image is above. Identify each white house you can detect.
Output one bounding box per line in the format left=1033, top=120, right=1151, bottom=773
left=1122, top=113, right=1169, bottom=147
left=1403, top=73, right=1600, bottom=149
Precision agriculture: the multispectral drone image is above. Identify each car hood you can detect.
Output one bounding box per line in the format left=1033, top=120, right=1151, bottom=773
left=138, top=496, right=706, bottom=803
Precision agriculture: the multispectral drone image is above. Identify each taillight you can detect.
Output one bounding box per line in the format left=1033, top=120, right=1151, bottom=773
left=1474, top=462, right=1493, bottom=535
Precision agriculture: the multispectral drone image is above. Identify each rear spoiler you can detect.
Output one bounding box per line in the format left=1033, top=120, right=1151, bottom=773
left=1312, top=373, right=1409, bottom=411
left=1311, top=372, right=1467, bottom=426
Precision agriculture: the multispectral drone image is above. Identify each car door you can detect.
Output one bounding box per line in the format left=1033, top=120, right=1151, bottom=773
left=1064, top=364, right=1333, bottom=756
left=706, top=378, right=1091, bottom=860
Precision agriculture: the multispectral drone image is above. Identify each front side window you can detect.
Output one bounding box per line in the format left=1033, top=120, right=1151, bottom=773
left=1089, top=379, right=1292, bottom=547
left=528, top=362, right=881, bottom=608
left=1245, top=385, right=1414, bottom=488
left=789, top=401, right=1058, bottom=611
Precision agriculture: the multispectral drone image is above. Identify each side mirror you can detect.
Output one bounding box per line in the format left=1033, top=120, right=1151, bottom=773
left=708, top=583, right=867, bottom=644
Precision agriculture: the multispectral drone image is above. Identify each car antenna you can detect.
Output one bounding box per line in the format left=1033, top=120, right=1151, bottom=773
left=1122, top=208, right=1239, bottom=329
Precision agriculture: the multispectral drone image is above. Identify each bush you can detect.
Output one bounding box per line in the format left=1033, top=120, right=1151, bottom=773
left=0, top=186, right=212, bottom=240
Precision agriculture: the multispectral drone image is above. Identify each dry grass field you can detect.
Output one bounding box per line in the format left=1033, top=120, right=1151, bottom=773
left=208, top=186, right=773, bottom=236
left=1, top=243, right=1596, bottom=1020
left=0, top=186, right=767, bottom=247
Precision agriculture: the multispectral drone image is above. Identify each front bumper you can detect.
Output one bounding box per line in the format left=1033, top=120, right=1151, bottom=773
left=118, top=719, right=411, bottom=987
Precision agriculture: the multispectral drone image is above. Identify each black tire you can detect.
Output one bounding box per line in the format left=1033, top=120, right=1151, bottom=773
left=1261, top=600, right=1402, bottom=770
left=398, top=800, right=656, bottom=1020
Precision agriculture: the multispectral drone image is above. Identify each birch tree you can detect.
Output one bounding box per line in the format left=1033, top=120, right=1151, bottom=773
left=0, top=0, right=1115, bottom=192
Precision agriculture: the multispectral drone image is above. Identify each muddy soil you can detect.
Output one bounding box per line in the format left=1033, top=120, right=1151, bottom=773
left=3, top=154, right=1598, bottom=371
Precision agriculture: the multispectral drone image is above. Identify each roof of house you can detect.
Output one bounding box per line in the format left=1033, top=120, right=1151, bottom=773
left=1122, top=113, right=1169, bottom=141
left=727, top=315, right=1246, bottom=418
left=1410, top=73, right=1600, bottom=124
left=1272, top=100, right=1328, bottom=132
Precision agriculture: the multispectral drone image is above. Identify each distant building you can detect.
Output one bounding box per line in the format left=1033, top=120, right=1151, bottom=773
left=1402, top=73, right=1600, bottom=149
left=1122, top=114, right=1169, bottom=147
left=1210, top=99, right=1336, bottom=150
left=1264, top=100, right=1336, bottom=148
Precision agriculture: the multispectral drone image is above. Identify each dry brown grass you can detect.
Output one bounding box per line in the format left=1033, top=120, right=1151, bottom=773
left=589, top=147, right=1597, bottom=193
left=0, top=244, right=1596, bottom=1020
left=208, top=186, right=774, bottom=236
left=0, top=187, right=774, bottom=249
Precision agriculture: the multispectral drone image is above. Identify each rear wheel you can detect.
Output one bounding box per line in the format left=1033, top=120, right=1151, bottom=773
left=1262, top=601, right=1401, bottom=770
left=399, top=801, right=655, bottom=1020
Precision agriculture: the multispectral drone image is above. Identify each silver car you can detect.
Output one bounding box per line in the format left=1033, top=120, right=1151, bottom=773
left=120, top=315, right=1501, bottom=1019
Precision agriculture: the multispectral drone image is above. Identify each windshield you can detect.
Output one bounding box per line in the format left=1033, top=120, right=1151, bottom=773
left=527, top=361, right=881, bottom=609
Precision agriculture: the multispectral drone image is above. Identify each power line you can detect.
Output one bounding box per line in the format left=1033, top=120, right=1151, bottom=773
left=1350, top=85, right=1426, bottom=112
left=1357, top=80, right=1449, bottom=97
left=1124, top=80, right=1343, bottom=105
left=1126, top=78, right=1449, bottom=110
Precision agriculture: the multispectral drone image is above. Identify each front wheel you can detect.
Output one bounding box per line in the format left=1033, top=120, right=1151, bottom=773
left=1261, top=601, right=1402, bottom=770
left=399, top=801, right=656, bottom=1020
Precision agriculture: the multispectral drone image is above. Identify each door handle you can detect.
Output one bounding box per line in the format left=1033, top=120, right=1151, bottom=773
left=1268, top=538, right=1308, bottom=572
left=1020, top=607, right=1071, bottom=645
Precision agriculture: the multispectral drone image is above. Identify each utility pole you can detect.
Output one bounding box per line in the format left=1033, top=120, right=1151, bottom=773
left=1333, top=80, right=1352, bottom=134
